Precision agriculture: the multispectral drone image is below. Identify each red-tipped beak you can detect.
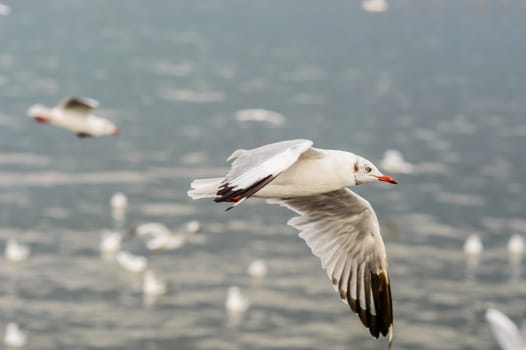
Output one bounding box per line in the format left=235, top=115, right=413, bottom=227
left=34, top=115, right=49, bottom=123
left=376, top=175, right=398, bottom=184
left=112, top=128, right=120, bottom=136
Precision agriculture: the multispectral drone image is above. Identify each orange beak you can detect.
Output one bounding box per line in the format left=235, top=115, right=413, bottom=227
left=112, top=128, right=120, bottom=136
left=376, top=175, right=398, bottom=184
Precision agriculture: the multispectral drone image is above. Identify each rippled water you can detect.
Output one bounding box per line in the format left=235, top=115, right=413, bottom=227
left=1, top=1, right=526, bottom=349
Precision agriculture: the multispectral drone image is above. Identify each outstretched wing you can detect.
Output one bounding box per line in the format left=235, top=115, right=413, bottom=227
left=485, top=308, right=523, bottom=350
left=272, top=188, right=393, bottom=343
left=215, top=139, right=314, bottom=208
left=59, top=97, right=99, bottom=117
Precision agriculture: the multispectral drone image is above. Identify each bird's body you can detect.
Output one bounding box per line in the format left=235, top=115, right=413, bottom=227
left=116, top=251, right=148, bottom=273
left=111, top=192, right=128, bottom=211
left=4, top=323, right=27, bottom=348
left=508, top=234, right=525, bottom=258
left=188, top=139, right=397, bottom=344
left=131, top=222, right=186, bottom=251
left=5, top=239, right=31, bottom=262
left=28, top=97, right=119, bottom=138
left=143, top=270, right=168, bottom=296
left=225, top=286, right=249, bottom=313
left=248, top=259, right=268, bottom=279
left=99, top=231, right=122, bottom=256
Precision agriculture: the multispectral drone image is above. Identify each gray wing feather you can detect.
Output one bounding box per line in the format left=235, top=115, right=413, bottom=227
left=59, top=97, right=99, bottom=116
left=273, top=188, right=393, bottom=343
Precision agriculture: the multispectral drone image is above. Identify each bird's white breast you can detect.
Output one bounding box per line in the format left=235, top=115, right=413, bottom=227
left=254, top=149, right=354, bottom=198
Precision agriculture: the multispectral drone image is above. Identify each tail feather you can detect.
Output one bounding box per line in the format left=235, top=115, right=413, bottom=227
left=187, top=178, right=223, bottom=199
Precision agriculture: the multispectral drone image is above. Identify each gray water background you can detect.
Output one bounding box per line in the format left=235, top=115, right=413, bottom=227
left=0, top=0, right=526, bottom=349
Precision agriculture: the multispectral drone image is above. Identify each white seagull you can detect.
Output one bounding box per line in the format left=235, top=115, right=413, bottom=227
left=5, top=239, right=31, bottom=262
left=27, top=97, right=119, bottom=138
left=142, top=270, right=168, bottom=296
left=464, top=234, right=483, bottom=270
left=116, top=251, right=148, bottom=273
left=111, top=192, right=128, bottom=211
left=508, top=234, right=525, bottom=262
left=485, top=308, right=525, bottom=350
left=248, top=259, right=268, bottom=279
left=131, top=222, right=186, bottom=251
left=225, top=286, right=249, bottom=313
left=0, top=3, right=10, bottom=15
left=99, top=231, right=122, bottom=257
left=4, top=322, right=27, bottom=348
left=188, top=139, right=396, bottom=343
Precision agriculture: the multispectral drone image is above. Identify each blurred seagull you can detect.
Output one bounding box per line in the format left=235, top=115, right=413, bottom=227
left=116, top=251, right=148, bottom=273
left=183, top=220, right=201, bottom=234
left=5, top=239, right=30, bottom=262
left=111, top=192, right=128, bottom=211
left=0, top=3, right=10, bottom=15
left=485, top=308, right=525, bottom=350
left=380, top=150, right=414, bottom=174
left=111, top=192, right=128, bottom=226
left=362, top=0, right=388, bottom=12
left=508, top=234, right=525, bottom=264
left=188, top=139, right=396, bottom=344
left=142, top=270, right=168, bottom=296
left=464, top=234, right=483, bottom=270
left=235, top=109, right=285, bottom=126
left=4, top=323, right=27, bottom=348
left=27, top=97, right=119, bottom=138
left=99, top=231, right=122, bottom=258
left=248, top=259, right=268, bottom=279
left=131, top=222, right=192, bottom=251
left=225, top=286, right=249, bottom=313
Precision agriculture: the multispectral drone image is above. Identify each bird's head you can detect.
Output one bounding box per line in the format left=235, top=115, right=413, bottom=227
left=353, top=156, right=397, bottom=185
left=27, top=104, right=51, bottom=123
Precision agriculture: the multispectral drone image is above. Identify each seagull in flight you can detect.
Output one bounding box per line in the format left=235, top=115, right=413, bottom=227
left=28, top=97, right=119, bottom=138
left=188, top=139, right=397, bottom=345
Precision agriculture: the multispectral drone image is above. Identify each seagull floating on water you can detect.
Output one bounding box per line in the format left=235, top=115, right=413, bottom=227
left=225, top=286, right=249, bottom=313
left=4, top=323, right=27, bottom=348
left=188, top=139, right=396, bottom=344
left=5, top=239, right=31, bottom=262
left=143, top=270, right=168, bottom=296
left=380, top=150, right=413, bottom=174
left=28, top=97, right=119, bottom=138
left=99, top=231, right=122, bottom=257
left=111, top=192, right=128, bottom=211
left=116, top=251, right=148, bottom=273
left=131, top=222, right=193, bottom=251
left=183, top=220, right=201, bottom=234
left=508, top=234, right=524, bottom=262
left=248, top=259, right=268, bottom=279
left=464, top=234, right=483, bottom=270
left=485, top=308, right=525, bottom=350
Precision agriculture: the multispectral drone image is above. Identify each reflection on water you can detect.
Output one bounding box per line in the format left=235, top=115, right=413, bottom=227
left=0, top=0, right=525, bottom=349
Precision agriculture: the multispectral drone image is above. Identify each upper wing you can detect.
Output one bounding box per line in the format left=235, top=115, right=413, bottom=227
left=273, top=188, right=393, bottom=343
left=485, top=308, right=523, bottom=350
left=59, top=97, right=99, bottom=117
left=215, top=139, right=314, bottom=208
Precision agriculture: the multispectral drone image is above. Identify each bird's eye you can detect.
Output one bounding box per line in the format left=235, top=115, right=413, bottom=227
left=365, top=166, right=372, bottom=173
